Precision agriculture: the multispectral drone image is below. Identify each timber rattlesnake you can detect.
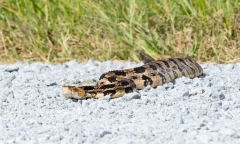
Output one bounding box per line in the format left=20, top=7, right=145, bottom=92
left=62, top=52, right=203, bottom=99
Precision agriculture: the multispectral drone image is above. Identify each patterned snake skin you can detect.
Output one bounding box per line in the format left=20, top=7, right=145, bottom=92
left=62, top=52, right=203, bottom=99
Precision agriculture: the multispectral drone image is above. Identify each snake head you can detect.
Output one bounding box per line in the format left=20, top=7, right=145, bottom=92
left=62, top=86, right=85, bottom=99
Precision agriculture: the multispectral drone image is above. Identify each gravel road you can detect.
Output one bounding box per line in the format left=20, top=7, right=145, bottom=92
left=0, top=59, right=240, bottom=143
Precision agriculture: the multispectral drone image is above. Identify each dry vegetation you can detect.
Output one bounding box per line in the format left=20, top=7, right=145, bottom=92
left=0, top=0, right=239, bottom=64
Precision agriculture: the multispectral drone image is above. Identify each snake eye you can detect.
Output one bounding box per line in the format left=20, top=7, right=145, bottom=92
left=76, top=87, right=85, bottom=99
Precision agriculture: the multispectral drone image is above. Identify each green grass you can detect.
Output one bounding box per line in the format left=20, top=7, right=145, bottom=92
left=0, top=0, right=239, bottom=64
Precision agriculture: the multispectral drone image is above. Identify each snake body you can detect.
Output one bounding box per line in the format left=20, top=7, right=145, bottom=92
left=62, top=53, right=203, bottom=99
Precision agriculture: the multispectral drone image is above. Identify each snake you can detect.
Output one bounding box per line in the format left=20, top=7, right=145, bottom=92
left=62, top=52, right=203, bottom=99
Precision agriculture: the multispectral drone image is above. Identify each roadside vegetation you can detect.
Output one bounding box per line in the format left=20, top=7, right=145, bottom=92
left=0, top=0, right=239, bottom=64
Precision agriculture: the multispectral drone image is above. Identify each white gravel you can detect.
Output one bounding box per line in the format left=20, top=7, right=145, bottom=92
left=0, top=59, right=240, bottom=144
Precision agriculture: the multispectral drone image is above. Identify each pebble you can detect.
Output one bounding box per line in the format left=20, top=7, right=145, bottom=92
left=0, top=61, right=239, bottom=143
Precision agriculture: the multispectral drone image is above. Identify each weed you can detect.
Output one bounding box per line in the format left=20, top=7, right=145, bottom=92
left=0, top=0, right=239, bottom=64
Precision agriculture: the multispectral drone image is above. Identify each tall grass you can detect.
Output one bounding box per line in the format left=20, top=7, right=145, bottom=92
left=0, top=0, right=239, bottom=63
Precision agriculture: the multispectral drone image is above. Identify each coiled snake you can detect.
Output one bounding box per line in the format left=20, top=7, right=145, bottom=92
left=62, top=52, right=203, bottom=99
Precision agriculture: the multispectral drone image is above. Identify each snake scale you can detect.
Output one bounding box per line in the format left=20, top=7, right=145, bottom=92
left=62, top=52, right=203, bottom=99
